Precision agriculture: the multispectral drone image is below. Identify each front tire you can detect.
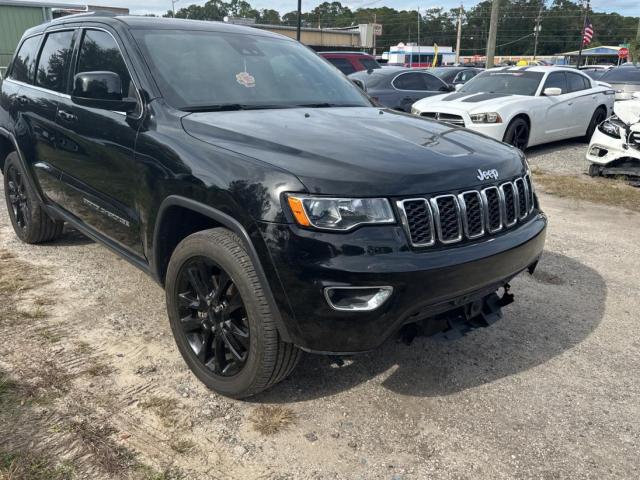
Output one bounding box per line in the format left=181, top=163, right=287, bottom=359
left=502, top=117, right=530, bottom=150
left=165, top=228, right=301, bottom=398
left=584, top=107, right=607, bottom=142
left=3, top=152, right=64, bottom=244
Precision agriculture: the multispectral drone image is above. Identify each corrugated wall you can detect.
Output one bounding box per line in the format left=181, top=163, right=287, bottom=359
left=0, top=5, right=46, bottom=71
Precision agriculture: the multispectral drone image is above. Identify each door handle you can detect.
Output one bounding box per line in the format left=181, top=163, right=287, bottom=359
left=567, top=102, right=573, bottom=106
left=57, top=110, right=77, bottom=122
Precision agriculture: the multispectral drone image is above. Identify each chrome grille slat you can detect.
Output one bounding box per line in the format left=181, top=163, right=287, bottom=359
left=500, top=182, right=518, bottom=227
left=430, top=195, right=462, bottom=244
left=398, top=175, right=535, bottom=248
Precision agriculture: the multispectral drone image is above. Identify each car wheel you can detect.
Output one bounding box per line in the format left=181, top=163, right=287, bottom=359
left=588, top=164, right=601, bottom=177
left=3, top=152, right=64, bottom=244
left=584, top=107, right=607, bottom=142
left=502, top=117, right=529, bottom=150
left=165, top=228, right=302, bottom=399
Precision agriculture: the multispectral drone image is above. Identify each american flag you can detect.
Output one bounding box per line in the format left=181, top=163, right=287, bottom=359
left=582, top=17, right=594, bottom=45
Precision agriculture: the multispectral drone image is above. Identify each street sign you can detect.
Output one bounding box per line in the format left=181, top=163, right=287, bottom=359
left=619, top=47, right=629, bottom=59
left=373, top=23, right=382, bottom=36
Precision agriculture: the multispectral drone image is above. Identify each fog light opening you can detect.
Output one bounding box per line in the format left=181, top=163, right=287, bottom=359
left=324, top=286, right=393, bottom=312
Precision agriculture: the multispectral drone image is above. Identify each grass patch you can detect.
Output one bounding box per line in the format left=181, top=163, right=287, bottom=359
left=22, top=307, right=49, bottom=320
left=139, top=396, right=179, bottom=428
left=249, top=405, right=295, bottom=435
left=84, top=362, right=113, bottom=377
left=36, top=327, right=62, bottom=344
left=532, top=169, right=640, bottom=212
left=74, top=341, right=91, bottom=355
left=169, top=439, right=196, bottom=455
left=0, top=450, right=74, bottom=480
left=67, top=419, right=137, bottom=475
left=135, top=464, right=186, bottom=480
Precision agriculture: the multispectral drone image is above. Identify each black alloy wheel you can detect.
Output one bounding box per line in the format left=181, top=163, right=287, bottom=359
left=6, top=163, right=30, bottom=232
left=176, top=257, right=250, bottom=377
left=503, top=118, right=530, bottom=150
left=584, top=107, right=607, bottom=141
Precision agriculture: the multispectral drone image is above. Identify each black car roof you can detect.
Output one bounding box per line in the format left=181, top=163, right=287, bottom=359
left=23, top=13, right=286, bottom=40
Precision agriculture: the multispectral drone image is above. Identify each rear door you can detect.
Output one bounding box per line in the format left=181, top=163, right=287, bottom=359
left=391, top=72, right=449, bottom=112
left=55, top=27, right=144, bottom=255
left=540, top=72, right=574, bottom=140
left=15, top=29, right=77, bottom=206
left=565, top=71, right=596, bottom=137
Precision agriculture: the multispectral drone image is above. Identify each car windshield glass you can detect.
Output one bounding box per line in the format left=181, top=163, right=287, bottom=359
left=133, top=29, right=371, bottom=110
left=459, top=70, right=544, bottom=96
left=601, top=68, right=640, bottom=84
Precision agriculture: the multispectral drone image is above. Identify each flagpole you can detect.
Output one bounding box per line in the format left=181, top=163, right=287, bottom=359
left=576, top=0, right=590, bottom=67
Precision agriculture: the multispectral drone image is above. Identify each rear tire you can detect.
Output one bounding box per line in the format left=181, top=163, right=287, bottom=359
left=584, top=107, right=607, bottom=142
left=3, top=152, right=64, bottom=244
left=165, top=228, right=301, bottom=399
left=502, top=117, right=530, bottom=151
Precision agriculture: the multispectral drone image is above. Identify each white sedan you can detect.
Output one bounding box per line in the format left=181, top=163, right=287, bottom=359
left=411, top=66, right=615, bottom=150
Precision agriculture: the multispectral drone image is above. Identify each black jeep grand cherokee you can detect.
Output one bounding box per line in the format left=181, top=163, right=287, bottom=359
left=0, top=14, right=546, bottom=398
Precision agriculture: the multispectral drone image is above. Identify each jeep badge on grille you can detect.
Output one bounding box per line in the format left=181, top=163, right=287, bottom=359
left=477, top=169, right=499, bottom=181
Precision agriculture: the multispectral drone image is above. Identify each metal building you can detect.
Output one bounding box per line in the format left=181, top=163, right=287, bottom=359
left=0, top=0, right=79, bottom=76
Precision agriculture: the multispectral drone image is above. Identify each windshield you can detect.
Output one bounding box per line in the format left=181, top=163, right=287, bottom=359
left=132, top=29, right=371, bottom=110
left=460, top=70, right=544, bottom=96
left=601, top=67, right=640, bottom=84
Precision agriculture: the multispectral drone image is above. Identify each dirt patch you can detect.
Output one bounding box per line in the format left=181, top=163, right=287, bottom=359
left=532, top=168, right=640, bottom=212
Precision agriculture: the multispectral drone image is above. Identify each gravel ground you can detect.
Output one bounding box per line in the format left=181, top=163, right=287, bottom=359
left=1, top=144, right=639, bottom=479
left=526, top=138, right=591, bottom=176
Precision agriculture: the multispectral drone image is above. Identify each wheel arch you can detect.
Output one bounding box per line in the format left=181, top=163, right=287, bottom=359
left=152, top=195, right=292, bottom=343
left=0, top=129, right=17, bottom=173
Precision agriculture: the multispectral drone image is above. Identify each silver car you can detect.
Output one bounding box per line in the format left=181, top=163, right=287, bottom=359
left=599, top=65, right=640, bottom=101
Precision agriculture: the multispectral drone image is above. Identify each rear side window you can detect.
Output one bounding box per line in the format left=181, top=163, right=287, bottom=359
left=422, top=73, right=447, bottom=91
left=359, top=57, right=380, bottom=70
left=76, top=29, right=133, bottom=97
left=567, top=72, right=588, bottom=92
left=393, top=72, right=427, bottom=90
left=10, top=35, right=42, bottom=84
left=543, top=72, right=567, bottom=94
left=36, top=30, right=75, bottom=93
left=327, top=58, right=356, bottom=75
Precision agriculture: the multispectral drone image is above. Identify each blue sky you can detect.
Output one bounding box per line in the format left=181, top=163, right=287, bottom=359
left=24, top=0, right=640, bottom=17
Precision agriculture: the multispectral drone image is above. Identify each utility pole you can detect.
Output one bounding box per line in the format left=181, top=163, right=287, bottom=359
left=296, top=0, right=302, bottom=41
left=170, top=0, right=179, bottom=17
left=486, top=0, right=500, bottom=68
left=416, top=7, right=420, bottom=68
left=373, top=13, right=377, bottom=56
left=533, top=1, right=543, bottom=60
left=576, top=0, right=590, bottom=67
left=455, top=4, right=463, bottom=65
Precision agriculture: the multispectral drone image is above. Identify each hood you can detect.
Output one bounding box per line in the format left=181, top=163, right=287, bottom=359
left=613, top=98, right=640, bottom=125
left=414, top=91, right=525, bottom=113
left=182, top=107, right=526, bottom=196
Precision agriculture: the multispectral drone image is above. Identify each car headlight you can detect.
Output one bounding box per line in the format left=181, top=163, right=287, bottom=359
left=286, top=195, right=395, bottom=231
left=597, top=117, right=623, bottom=139
left=470, top=112, right=503, bottom=123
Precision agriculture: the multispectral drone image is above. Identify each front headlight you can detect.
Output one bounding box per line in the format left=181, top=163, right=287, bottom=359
left=598, top=117, right=623, bottom=139
left=470, top=112, right=503, bottom=123
left=286, top=195, right=395, bottom=231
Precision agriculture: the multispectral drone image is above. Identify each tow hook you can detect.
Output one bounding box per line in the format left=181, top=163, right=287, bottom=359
left=398, top=286, right=515, bottom=345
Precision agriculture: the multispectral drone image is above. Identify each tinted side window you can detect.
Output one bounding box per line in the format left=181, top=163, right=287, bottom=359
left=543, top=72, right=567, bottom=94
left=36, top=30, right=75, bottom=93
left=10, top=35, right=41, bottom=84
left=327, top=58, right=356, bottom=75
left=359, top=57, right=380, bottom=70
left=567, top=72, right=587, bottom=92
left=394, top=72, right=428, bottom=90
left=77, top=29, right=133, bottom=96
left=422, top=73, right=447, bottom=91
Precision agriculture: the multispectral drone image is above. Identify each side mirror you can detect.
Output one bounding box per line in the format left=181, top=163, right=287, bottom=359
left=454, top=83, right=464, bottom=91
left=72, top=71, right=137, bottom=112
left=543, top=87, right=562, bottom=96
left=632, top=92, right=640, bottom=100
left=351, top=78, right=366, bottom=91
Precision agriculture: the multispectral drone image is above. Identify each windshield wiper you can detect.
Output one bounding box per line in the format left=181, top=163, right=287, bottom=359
left=182, top=104, right=291, bottom=112
left=294, top=102, right=362, bottom=108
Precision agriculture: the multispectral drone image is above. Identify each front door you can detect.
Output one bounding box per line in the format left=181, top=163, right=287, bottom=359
left=541, top=72, right=575, bottom=141
left=55, top=27, right=144, bottom=256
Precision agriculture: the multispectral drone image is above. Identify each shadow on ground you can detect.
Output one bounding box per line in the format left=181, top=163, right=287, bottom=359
left=255, top=250, right=605, bottom=402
